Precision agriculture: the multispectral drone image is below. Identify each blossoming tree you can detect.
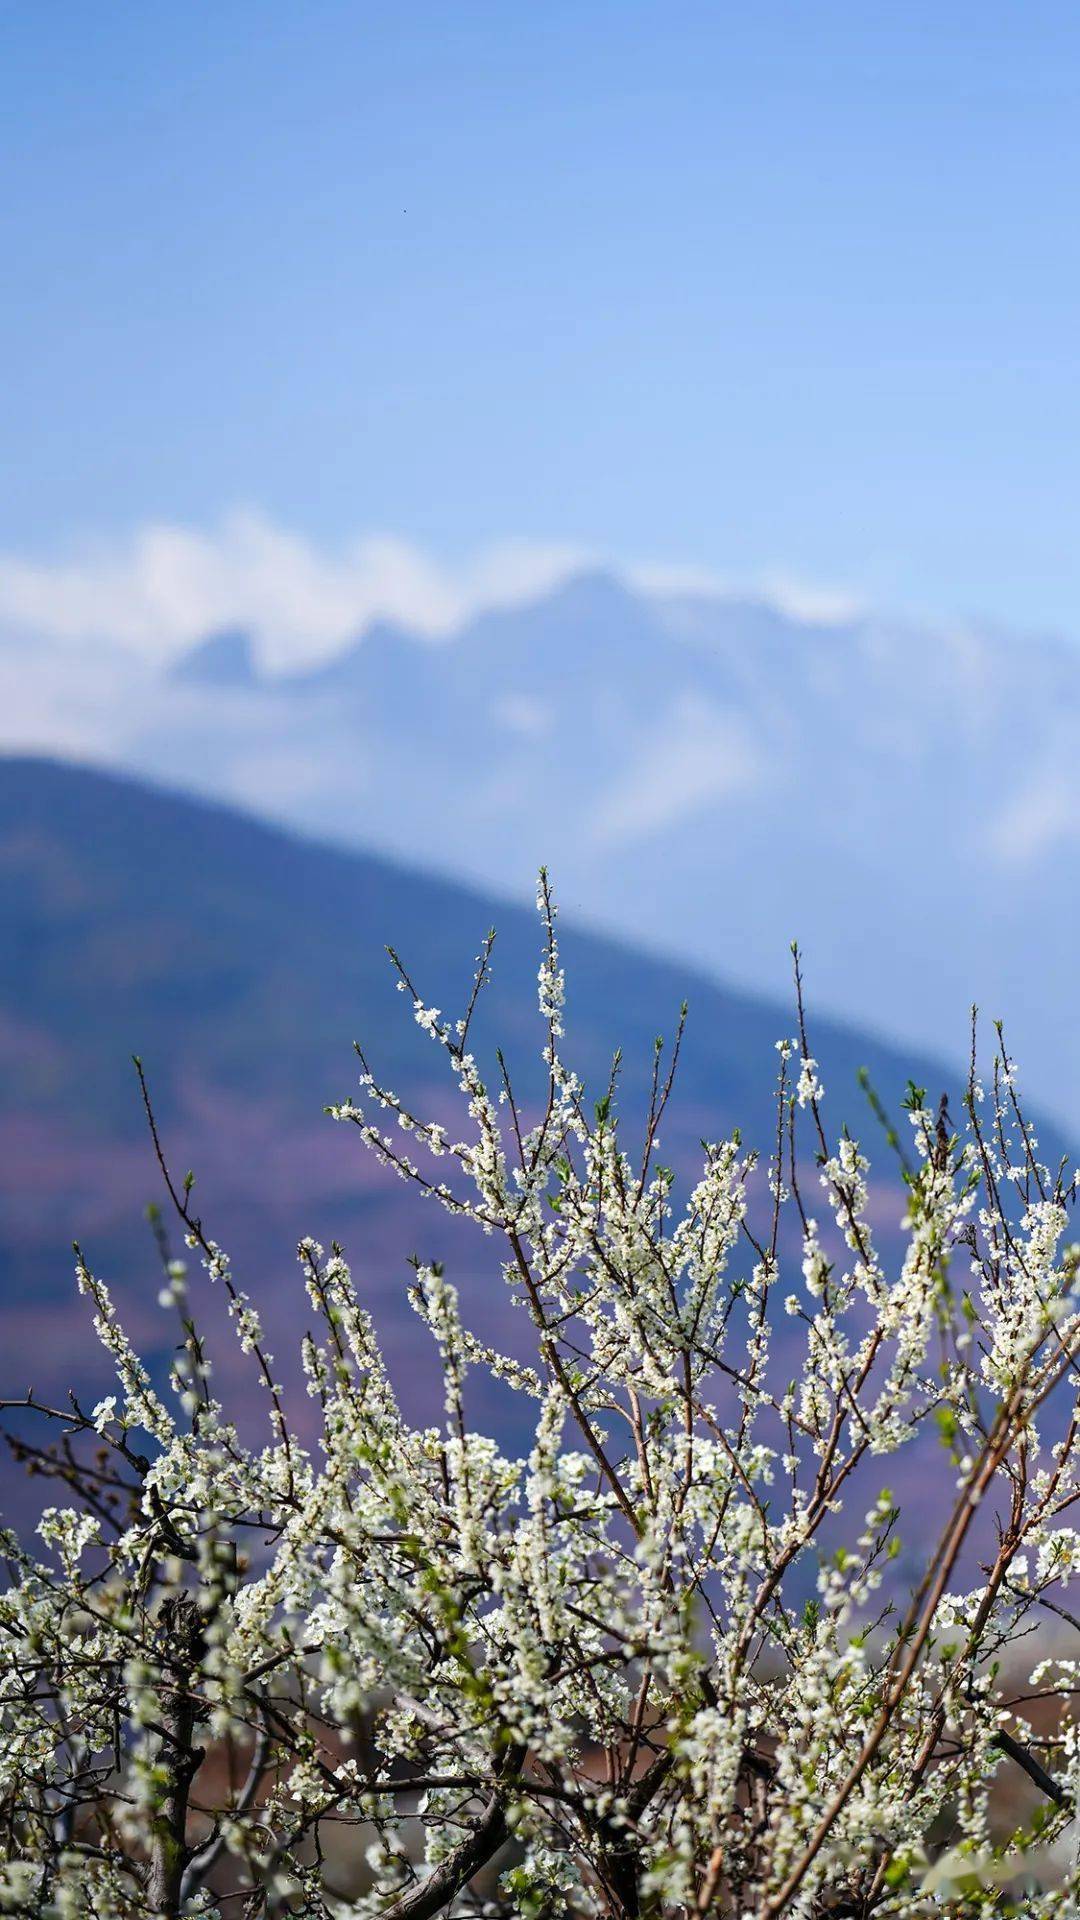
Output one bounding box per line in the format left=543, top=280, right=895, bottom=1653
left=3, top=876, right=1080, bottom=1918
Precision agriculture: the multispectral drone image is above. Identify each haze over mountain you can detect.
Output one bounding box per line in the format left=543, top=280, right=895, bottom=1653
left=0, top=755, right=977, bottom=1434
left=3, top=572, right=1078, bottom=1126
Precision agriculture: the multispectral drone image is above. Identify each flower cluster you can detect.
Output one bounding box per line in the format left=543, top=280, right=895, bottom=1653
left=2, top=884, right=1080, bottom=1917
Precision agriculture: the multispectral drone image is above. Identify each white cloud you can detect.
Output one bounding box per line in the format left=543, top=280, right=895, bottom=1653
left=0, top=510, right=862, bottom=673
left=0, top=514, right=595, bottom=673
left=755, top=571, right=864, bottom=625
left=622, top=558, right=863, bottom=625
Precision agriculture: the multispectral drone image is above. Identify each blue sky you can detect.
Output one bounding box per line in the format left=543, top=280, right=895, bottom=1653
left=4, top=1, right=1080, bottom=638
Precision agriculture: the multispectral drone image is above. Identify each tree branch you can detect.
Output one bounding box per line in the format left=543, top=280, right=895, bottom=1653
left=380, top=1747, right=524, bottom=1920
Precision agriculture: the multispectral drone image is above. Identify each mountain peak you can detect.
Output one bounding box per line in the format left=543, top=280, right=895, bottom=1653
left=512, top=568, right=642, bottom=628
left=171, top=627, right=258, bottom=688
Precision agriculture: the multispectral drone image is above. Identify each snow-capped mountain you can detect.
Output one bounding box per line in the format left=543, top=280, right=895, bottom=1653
left=5, top=572, right=1079, bottom=1126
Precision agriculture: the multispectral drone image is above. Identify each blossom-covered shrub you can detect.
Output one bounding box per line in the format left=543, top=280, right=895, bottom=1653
left=3, top=876, right=1080, bottom=1917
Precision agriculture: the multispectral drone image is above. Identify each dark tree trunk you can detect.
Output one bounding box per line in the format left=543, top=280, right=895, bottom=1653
left=146, top=1593, right=205, bottom=1919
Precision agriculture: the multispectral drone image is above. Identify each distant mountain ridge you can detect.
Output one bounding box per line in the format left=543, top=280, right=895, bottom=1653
left=171, top=626, right=257, bottom=687
left=0, top=755, right=984, bottom=1431
left=4, top=570, right=1080, bottom=1126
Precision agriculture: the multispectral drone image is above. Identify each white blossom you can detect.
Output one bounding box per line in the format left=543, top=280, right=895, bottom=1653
left=2, top=886, right=1079, bottom=1917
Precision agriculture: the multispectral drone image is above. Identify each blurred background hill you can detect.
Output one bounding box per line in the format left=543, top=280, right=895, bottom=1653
left=0, top=753, right=982, bottom=1449
left=4, top=573, right=1079, bottom=1131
